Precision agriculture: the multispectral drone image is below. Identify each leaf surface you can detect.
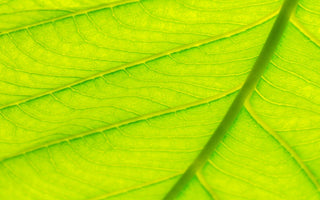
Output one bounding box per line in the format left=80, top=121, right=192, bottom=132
left=0, top=0, right=319, bottom=199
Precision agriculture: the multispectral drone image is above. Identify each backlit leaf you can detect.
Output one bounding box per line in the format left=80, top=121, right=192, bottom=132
left=0, top=0, right=319, bottom=199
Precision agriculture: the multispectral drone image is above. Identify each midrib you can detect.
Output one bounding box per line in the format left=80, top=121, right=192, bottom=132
left=163, top=0, right=300, bottom=199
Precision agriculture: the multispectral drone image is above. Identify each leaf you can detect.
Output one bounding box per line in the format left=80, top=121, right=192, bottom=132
left=0, top=0, right=319, bottom=199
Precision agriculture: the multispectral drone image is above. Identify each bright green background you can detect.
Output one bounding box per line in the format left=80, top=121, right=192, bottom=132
left=0, top=0, right=319, bottom=199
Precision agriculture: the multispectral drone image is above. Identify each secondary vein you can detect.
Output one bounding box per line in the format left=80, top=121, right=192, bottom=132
left=163, top=0, right=300, bottom=199
left=0, top=11, right=277, bottom=111
left=290, top=15, right=320, bottom=47
left=0, top=0, right=139, bottom=35
left=244, top=101, right=320, bottom=193
left=0, top=85, right=240, bottom=163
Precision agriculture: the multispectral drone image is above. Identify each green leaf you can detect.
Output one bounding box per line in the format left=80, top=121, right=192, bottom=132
left=0, top=0, right=319, bottom=199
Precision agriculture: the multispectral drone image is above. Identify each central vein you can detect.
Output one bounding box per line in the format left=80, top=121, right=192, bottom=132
left=163, top=0, right=300, bottom=199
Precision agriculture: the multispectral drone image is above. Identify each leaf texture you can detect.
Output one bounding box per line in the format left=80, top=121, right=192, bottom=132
left=0, top=0, right=319, bottom=199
